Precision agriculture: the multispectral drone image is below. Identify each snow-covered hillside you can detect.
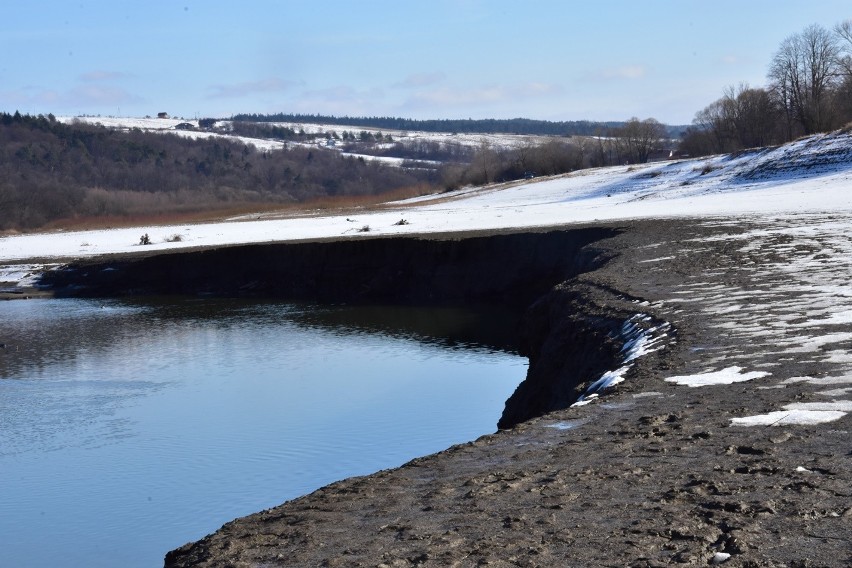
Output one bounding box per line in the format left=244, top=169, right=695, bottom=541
left=1, top=128, right=850, bottom=266
left=57, top=116, right=550, bottom=158
left=56, top=116, right=290, bottom=152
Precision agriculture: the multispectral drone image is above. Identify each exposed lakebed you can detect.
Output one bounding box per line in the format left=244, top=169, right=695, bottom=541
left=162, top=219, right=852, bottom=568
left=0, top=298, right=525, bottom=568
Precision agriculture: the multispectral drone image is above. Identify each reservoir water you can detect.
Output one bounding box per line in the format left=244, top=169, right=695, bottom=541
left=0, top=298, right=526, bottom=567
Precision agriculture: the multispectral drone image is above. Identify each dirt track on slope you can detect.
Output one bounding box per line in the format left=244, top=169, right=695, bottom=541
left=164, top=217, right=852, bottom=567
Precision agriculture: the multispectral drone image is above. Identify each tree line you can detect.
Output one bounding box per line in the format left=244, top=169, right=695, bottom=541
left=231, top=112, right=687, bottom=138
left=0, top=112, right=435, bottom=230
left=439, top=117, right=672, bottom=188
left=680, top=20, right=852, bottom=156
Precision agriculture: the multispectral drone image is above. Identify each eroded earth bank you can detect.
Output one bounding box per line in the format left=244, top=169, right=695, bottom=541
left=49, top=218, right=852, bottom=567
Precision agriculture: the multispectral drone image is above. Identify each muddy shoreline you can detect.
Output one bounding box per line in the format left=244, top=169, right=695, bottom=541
left=34, top=218, right=852, bottom=566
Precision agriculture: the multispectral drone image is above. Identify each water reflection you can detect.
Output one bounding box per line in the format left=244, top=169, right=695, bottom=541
left=292, top=303, right=521, bottom=353
left=0, top=298, right=519, bottom=380
left=0, top=297, right=526, bottom=568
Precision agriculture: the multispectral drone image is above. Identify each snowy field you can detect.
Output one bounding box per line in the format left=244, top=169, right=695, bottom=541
left=3, top=126, right=852, bottom=428
left=56, top=116, right=290, bottom=152
left=57, top=116, right=546, bottom=156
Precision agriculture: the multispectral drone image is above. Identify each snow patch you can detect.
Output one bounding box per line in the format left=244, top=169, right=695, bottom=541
left=785, top=400, right=852, bottom=412
left=665, top=366, right=770, bottom=387
left=731, top=409, right=847, bottom=426
left=732, top=400, right=851, bottom=426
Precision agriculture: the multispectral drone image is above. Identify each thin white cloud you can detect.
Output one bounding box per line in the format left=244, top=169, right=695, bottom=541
left=303, top=84, right=387, bottom=103
left=207, top=79, right=296, bottom=99
left=0, top=84, right=141, bottom=110
left=514, top=82, right=563, bottom=97
left=65, top=84, right=141, bottom=106
left=79, top=71, right=129, bottom=82
left=409, top=86, right=504, bottom=106
left=0, top=68, right=142, bottom=112
left=303, top=85, right=358, bottom=101
left=293, top=85, right=386, bottom=115
left=592, top=65, right=649, bottom=80
left=392, top=72, right=446, bottom=89
left=404, top=82, right=563, bottom=109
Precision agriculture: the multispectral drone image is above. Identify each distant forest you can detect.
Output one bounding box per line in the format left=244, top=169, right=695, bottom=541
left=231, top=113, right=688, bottom=138
left=0, top=112, right=434, bottom=230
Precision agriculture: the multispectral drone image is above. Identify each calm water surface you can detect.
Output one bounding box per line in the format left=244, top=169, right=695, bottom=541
left=0, top=298, right=525, bottom=568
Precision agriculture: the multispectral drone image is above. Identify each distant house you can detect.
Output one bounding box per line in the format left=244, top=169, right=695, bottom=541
left=157, top=112, right=169, bottom=119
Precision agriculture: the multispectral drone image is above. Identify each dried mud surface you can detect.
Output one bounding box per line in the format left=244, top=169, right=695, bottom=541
left=165, top=217, right=851, bottom=568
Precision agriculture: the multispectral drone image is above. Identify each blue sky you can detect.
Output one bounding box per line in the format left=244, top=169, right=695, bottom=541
left=1, top=1, right=848, bottom=124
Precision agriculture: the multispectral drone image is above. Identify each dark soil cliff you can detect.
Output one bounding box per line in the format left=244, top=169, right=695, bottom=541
left=43, top=227, right=629, bottom=428
left=42, top=229, right=615, bottom=308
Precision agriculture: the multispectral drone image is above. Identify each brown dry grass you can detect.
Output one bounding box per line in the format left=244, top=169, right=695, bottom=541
left=37, top=184, right=440, bottom=232
left=294, top=183, right=437, bottom=211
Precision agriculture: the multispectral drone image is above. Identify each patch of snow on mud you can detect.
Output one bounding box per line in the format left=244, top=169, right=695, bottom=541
left=731, top=400, right=852, bottom=426
left=665, top=367, right=771, bottom=387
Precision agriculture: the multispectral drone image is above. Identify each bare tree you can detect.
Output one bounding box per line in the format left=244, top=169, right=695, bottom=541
left=768, top=24, right=842, bottom=136
left=836, top=19, right=852, bottom=76
left=835, top=20, right=852, bottom=125
left=611, top=117, right=667, bottom=164
left=725, top=84, right=778, bottom=149
left=693, top=98, right=734, bottom=153
left=469, top=139, right=502, bottom=184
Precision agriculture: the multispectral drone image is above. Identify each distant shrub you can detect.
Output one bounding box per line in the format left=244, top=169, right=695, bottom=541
left=139, top=233, right=151, bottom=245
left=165, top=234, right=183, bottom=242
left=694, top=163, right=718, bottom=175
